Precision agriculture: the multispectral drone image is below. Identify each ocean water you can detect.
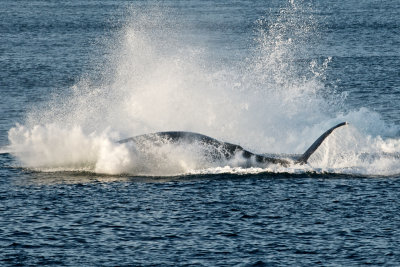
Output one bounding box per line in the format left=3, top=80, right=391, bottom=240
left=1, top=0, right=400, bottom=265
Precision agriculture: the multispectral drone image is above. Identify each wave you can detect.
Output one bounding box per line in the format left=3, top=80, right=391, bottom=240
left=7, top=3, right=400, bottom=177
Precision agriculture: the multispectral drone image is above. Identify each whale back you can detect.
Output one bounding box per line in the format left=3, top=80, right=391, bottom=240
left=118, top=122, right=348, bottom=166
left=118, top=131, right=245, bottom=161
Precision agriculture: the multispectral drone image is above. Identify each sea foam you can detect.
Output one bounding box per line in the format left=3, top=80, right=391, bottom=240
left=8, top=3, right=400, bottom=176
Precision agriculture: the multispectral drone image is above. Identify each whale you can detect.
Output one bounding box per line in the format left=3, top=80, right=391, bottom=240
left=118, top=122, right=348, bottom=166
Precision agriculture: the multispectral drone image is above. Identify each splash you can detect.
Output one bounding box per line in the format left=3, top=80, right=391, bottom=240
left=7, top=3, right=400, bottom=176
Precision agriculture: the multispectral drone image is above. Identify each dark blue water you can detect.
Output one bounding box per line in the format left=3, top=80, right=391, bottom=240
left=2, top=172, right=400, bottom=266
left=1, top=0, right=400, bottom=265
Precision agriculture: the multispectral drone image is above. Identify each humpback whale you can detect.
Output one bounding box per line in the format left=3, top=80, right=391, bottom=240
left=118, top=122, right=348, bottom=167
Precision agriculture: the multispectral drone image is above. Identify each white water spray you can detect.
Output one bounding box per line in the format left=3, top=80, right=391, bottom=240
left=7, top=3, right=400, bottom=176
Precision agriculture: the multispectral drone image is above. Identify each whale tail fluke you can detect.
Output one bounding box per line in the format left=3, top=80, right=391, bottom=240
left=296, top=122, right=348, bottom=164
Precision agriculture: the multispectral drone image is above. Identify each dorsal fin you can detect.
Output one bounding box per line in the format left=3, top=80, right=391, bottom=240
left=296, top=122, right=348, bottom=164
